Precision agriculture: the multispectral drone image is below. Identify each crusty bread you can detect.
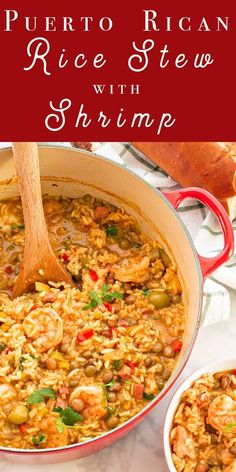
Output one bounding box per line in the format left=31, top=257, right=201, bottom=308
left=132, top=142, right=236, bottom=220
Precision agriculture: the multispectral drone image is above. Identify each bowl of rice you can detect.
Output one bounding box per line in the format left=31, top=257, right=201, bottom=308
left=164, top=358, right=236, bottom=472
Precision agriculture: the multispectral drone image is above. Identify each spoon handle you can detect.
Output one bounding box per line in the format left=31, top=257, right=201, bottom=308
left=12, top=142, right=49, bottom=249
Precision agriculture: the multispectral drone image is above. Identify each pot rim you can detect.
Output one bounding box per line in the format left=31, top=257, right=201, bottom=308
left=0, top=144, right=203, bottom=455
left=163, top=357, right=236, bottom=472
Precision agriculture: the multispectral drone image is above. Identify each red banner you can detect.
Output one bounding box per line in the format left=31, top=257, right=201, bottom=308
left=0, top=0, right=235, bottom=140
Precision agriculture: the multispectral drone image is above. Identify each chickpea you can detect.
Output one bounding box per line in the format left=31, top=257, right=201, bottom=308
left=42, top=293, right=56, bottom=304
left=229, top=446, right=236, bottom=456
left=106, top=416, right=119, bottom=429
left=8, top=404, right=29, bottom=425
left=68, top=378, right=80, bottom=388
left=195, top=465, right=209, bottom=472
left=45, top=358, right=57, bottom=370
left=163, top=345, right=175, bottom=358
left=107, top=392, right=116, bottom=402
left=145, top=357, right=154, bottom=368
left=71, top=399, right=85, bottom=412
left=85, top=365, right=96, bottom=377
left=71, top=359, right=81, bottom=369
left=82, top=350, right=92, bottom=359
left=107, top=319, right=116, bottom=328
left=60, top=342, right=70, bottom=353
left=102, top=372, right=113, bottom=384
left=125, top=295, right=136, bottom=305
left=151, top=342, right=163, bottom=354
left=171, top=294, right=182, bottom=304
left=119, top=238, right=130, bottom=250
left=221, top=374, right=231, bottom=390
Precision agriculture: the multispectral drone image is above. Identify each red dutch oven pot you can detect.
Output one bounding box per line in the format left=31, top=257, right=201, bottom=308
left=0, top=146, right=234, bottom=464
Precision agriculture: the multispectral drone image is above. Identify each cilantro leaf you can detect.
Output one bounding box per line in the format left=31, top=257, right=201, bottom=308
left=0, top=342, right=7, bottom=352
left=82, top=291, right=102, bottom=310
left=106, top=225, right=118, bottom=237
left=56, top=416, right=66, bottom=433
left=27, top=388, right=56, bottom=404
left=224, top=423, right=236, bottom=432
left=105, top=379, right=115, bottom=389
left=32, top=433, right=47, bottom=446
left=143, top=392, right=155, bottom=401
left=82, top=286, right=123, bottom=310
left=11, top=224, right=25, bottom=230
left=102, top=285, right=123, bottom=302
left=142, top=290, right=150, bottom=297
left=55, top=407, right=84, bottom=432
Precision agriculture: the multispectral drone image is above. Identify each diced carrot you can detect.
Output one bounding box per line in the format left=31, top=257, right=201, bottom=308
left=94, top=206, right=109, bottom=220
left=117, top=365, right=132, bottom=380
left=133, top=384, right=144, bottom=400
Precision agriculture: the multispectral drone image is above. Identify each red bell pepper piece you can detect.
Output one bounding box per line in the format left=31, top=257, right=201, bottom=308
left=76, top=329, right=94, bottom=343
left=61, top=253, right=69, bottom=262
left=89, top=269, right=99, bottom=282
left=171, top=339, right=182, bottom=352
left=126, top=360, right=137, bottom=370
left=104, top=302, right=112, bottom=312
left=19, top=424, right=28, bottom=434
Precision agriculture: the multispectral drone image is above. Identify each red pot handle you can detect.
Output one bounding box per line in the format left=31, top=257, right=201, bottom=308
left=163, top=188, right=234, bottom=280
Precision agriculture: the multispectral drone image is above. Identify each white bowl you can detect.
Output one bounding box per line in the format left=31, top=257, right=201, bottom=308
left=163, top=358, right=236, bottom=471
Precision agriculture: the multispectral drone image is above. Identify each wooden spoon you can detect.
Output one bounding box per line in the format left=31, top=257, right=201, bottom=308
left=12, top=142, right=72, bottom=298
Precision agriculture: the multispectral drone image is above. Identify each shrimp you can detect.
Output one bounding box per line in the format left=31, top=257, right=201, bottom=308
left=170, top=425, right=196, bottom=460
left=69, top=385, right=107, bottom=420
left=39, top=416, right=68, bottom=448
left=0, top=383, right=17, bottom=405
left=208, top=394, right=236, bottom=433
left=114, top=256, right=150, bottom=283
left=22, top=307, right=63, bottom=353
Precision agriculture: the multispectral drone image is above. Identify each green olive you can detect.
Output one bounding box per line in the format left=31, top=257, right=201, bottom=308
left=148, top=291, right=170, bottom=309
left=8, top=404, right=29, bottom=424
left=160, top=249, right=171, bottom=268
left=85, top=365, right=96, bottom=377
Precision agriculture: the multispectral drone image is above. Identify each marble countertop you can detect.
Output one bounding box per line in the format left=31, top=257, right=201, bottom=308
left=0, top=289, right=235, bottom=472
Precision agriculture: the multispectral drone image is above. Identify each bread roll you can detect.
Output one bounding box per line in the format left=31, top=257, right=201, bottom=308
left=132, top=142, right=236, bottom=220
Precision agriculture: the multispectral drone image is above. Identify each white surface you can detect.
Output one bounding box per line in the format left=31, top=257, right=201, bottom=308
left=0, top=289, right=235, bottom=471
